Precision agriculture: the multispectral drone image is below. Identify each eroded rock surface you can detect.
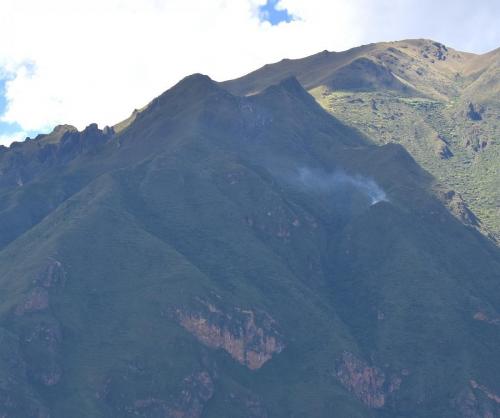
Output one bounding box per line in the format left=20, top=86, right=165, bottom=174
left=35, top=259, right=66, bottom=289
left=222, top=390, right=269, bottom=418
left=439, top=189, right=480, bottom=226
left=21, top=319, right=63, bottom=387
left=10, top=260, right=66, bottom=387
left=467, top=103, right=483, bottom=121
left=166, top=371, right=214, bottom=418
left=0, top=328, right=50, bottom=417
left=453, top=381, right=500, bottom=418
left=122, top=371, right=214, bottom=418
left=335, top=351, right=402, bottom=409
left=474, top=311, right=500, bottom=327
left=15, top=259, right=66, bottom=316
left=15, top=287, right=49, bottom=316
left=471, top=380, right=500, bottom=405
left=177, top=301, right=284, bottom=370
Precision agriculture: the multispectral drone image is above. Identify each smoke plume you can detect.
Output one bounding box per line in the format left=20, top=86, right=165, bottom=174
left=297, top=167, right=387, bottom=205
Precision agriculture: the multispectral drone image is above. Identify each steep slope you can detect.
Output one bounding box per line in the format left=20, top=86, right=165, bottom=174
left=221, top=39, right=475, bottom=100
left=221, top=39, right=500, bottom=241
left=0, top=74, right=500, bottom=418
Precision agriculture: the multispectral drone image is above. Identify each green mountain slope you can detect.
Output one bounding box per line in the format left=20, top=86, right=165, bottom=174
left=0, top=73, right=499, bottom=418
left=222, top=39, right=500, bottom=241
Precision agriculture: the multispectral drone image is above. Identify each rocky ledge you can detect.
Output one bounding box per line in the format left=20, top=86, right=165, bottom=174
left=176, top=300, right=284, bottom=370
left=335, top=351, right=404, bottom=409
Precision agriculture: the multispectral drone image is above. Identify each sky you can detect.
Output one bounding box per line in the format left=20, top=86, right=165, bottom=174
left=0, top=0, right=499, bottom=146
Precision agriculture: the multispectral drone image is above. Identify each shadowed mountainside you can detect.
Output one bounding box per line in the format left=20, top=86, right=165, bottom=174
left=0, top=62, right=499, bottom=417
left=221, top=39, right=500, bottom=241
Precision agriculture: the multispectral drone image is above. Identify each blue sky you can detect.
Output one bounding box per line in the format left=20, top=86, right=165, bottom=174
left=0, top=78, right=24, bottom=143
left=259, top=0, right=294, bottom=25
left=0, top=0, right=498, bottom=146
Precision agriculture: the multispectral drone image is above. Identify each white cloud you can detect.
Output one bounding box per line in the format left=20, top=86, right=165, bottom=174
left=0, top=0, right=498, bottom=145
left=0, top=130, right=29, bottom=147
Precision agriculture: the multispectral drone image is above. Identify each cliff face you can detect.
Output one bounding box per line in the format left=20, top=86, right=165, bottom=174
left=177, top=302, right=284, bottom=370
left=335, top=352, right=404, bottom=409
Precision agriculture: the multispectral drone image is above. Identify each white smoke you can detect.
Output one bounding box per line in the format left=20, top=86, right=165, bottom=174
left=297, top=167, right=388, bottom=205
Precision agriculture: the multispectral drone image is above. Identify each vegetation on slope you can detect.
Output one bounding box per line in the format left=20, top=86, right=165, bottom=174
left=0, top=72, right=499, bottom=417
left=222, top=39, right=500, bottom=241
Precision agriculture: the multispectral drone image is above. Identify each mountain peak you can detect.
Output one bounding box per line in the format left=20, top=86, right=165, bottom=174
left=261, top=75, right=314, bottom=103
left=169, top=73, right=219, bottom=95
left=147, top=72, right=229, bottom=111
left=32, top=124, right=78, bottom=144
left=278, top=75, right=303, bottom=91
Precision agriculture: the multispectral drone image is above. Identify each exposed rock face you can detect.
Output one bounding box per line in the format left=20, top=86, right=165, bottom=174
left=22, top=320, right=63, bottom=386
left=166, top=371, right=215, bottom=418
left=453, top=381, right=500, bottom=417
left=335, top=352, right=402, bottom=409
left=473, top=311, right=500, bottom=327
left=467, top=103, right=483, bottom=121
left=437, top=189, right=480, bottom=229
left=177, top=301, right=284, bottom=370
left=126, top=371, right=214, bottom=418
left=463, top=124, right=488, bottom=153
left=470, top=380, right=500, bottom=405
left=15, top=287, right=49, bottom=316
left=436, top=142, right=454, bottom=159
left=0, top=124, right=113, bottom=190
left=421, top=42, right=449, bottom=61
left=8, top=260, right=67, bottom=389
left=0, top=327, right=51, bottom=417
left=39, top=368, right=62, bottom=387
left=434, top=134, right=454, bottom=159
left=221, top=390, right=269, bottom=418
left=34, top=124, right=78, bottom=143
left=35, top=258, right=66, bottom=288
left=15, top=259, right=66, bottom=316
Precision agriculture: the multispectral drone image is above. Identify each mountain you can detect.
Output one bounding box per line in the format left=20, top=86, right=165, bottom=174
left=222, top=39, right=500, bottom=241
left=0, top=47, right=499, bottom=418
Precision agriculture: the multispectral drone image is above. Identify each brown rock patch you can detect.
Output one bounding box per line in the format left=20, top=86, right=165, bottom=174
left=177, top=302, right=284, bottom=370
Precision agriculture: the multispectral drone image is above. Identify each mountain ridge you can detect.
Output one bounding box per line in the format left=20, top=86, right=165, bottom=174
left=0, top=40, right=499, bottom=417
left=218, top=38, right=500, bottom=240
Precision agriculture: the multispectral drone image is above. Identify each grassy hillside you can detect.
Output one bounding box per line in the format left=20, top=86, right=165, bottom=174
left=0, top=73, right=499, bottom=417
left=222, top=39, right=500, bottom=241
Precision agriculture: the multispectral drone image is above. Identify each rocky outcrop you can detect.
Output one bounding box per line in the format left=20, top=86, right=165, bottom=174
left=0, top=327, right=51, bottom=417
left=122, top=371, right=214, bottom=418
left=0, top=124, right=113, bottom=190
left=453, top=381, right=500, bottom=417
left=11, top=260, right=66, bottom=387
left=434, top=134, right=453, bottom=159
left=471, top=380, right=500, bottom=405
left=177, top=301, right=284, bottom=370
left=15, top=287, right=49, bottom=316
left=335, top=352, right=403, bottom=409
left=34, top=124, right=78, bottom=144
left=467, top=103, right=483, bottom=121
left=420, top=42, right=448, bottom=61
left=22, top=320, right=63, bottom=386
left=436, top=188, right=481, bottom=228
left=463, top=125, right=488, bottom=153
left=220, top=390, right=269, bottom=418
left=35, top=258, right=66, bottom=288
left=473, top=311, right=500, bottom=327
left=15, top=259, right=66, bottom=316
left=166, top=371, right=215, bottom=418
